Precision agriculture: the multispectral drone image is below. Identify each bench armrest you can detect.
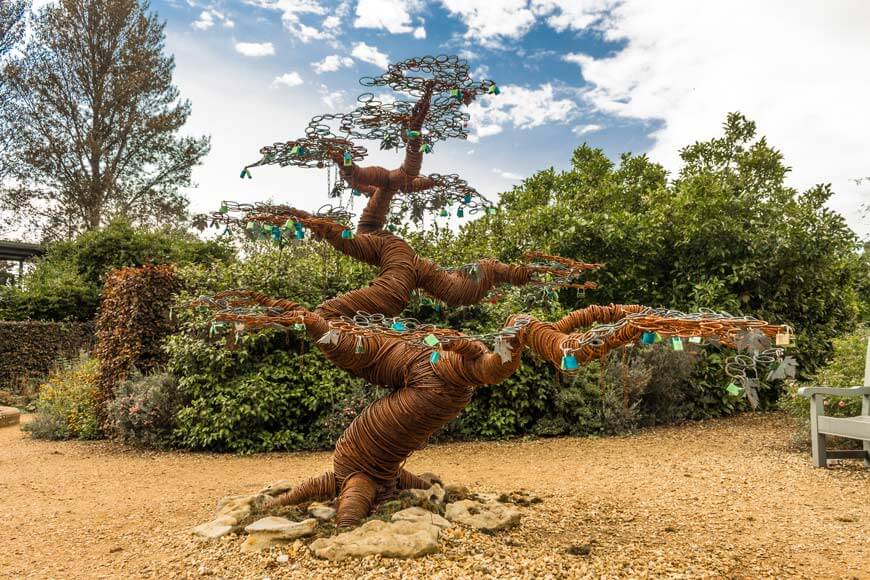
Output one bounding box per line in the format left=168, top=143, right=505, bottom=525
left=797, top=386, right=870, bottom=397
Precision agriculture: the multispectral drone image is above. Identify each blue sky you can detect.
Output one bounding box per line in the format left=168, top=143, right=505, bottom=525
left=148, top=0, right=869, bottom=235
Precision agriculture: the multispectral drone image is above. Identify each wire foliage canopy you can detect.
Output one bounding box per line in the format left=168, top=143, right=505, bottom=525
left=234, top=55, right=500, bottom=227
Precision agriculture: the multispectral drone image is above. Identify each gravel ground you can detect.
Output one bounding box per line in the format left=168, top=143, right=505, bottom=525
left=1, top=413, right=867, bottom=579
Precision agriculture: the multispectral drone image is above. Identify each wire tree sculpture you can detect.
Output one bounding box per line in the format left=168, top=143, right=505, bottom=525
left=195, top=56, right=792, bottom=528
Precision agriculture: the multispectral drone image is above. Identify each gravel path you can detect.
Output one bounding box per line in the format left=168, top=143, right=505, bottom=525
left=1, top=413, right=867, bottom=579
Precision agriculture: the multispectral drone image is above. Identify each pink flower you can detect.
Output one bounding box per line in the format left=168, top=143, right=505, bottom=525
left=838, top=400, right=846, bottom=408
left=131, top=404, right=141, bottom=414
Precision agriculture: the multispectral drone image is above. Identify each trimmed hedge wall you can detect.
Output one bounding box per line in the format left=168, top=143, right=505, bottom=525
left=0, top=321, right=95, bottom=392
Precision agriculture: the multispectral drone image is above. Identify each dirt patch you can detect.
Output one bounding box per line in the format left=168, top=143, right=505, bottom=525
left=1, top=413, right=867, bottom=579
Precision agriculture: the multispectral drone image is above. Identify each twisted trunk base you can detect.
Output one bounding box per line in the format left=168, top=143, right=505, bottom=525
left=265, top=350, right=473, bottom=527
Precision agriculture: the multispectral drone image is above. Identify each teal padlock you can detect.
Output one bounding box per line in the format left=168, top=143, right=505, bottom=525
left=561, top=353, right=578, bottom=371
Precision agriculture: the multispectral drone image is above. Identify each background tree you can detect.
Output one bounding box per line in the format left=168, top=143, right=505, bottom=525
left=2, top=0, right=209, bottom=239
left=454, top=113, right=862, bottom=373
left=0, top=0, right=27, bottom=182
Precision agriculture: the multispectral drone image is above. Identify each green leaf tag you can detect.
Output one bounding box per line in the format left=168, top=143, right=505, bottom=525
left=423, top=334, right=439, bottom=347
left=726, top=383, right=742, bottom=396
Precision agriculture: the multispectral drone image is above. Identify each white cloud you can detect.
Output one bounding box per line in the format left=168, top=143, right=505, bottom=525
left=312, top=54, right=355, bottom=74
left=466, top=83, right=576, bottom=141
left=272, top=72, right=304, bottom=88
left=436, top=0, right=613, bottom=47
left=351, top=42, right=390, bottom=69
left=439, top=0, right=536, bottom=48
left=234, top=42, right=275, bottom=57
left=413, top=26, right=426, bottom=39
left=243, top=0, right=337, bottom=43
left=530, top=0, right=612, bottom=32
left=493, top=168, right=524, bottom=180
left=192, top=8, right=235, bottom=31
left=563, top=0, right=870, bottom=234
left=467, top=123, right=503, bottom=143
left=318, top=84, right=346, bottom=110
left=572, top=123, right=602, bottom=136
left=354, top=0, right=423, bottom=34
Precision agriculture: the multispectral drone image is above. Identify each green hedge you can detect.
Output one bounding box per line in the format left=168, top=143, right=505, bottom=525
left=0, top=320, right=94, bottom=393
left=162, top=242, right=769, bottom=453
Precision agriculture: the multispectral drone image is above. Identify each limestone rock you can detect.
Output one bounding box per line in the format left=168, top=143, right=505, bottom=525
left=193, top=494, right=264, bottom=539
left=309, top=519, right=440, bottom=561
left=258, top=480, right=294, bottom=497
left=444, top=483, right=470, bottom=502
left=307, top=502, right=336, bottom=521
left=240, top=517, right=317, bottom=553
left=417, top=472, right=443, bottom=486
left=445, top=499, right=521, bottom=531
left=215, top=494, right=264, bottom=520
left=403, top=483, right=446, bottom=506
left=391, top=506, right=451, bottom=529
left=191, top=519, right=234, bottom=539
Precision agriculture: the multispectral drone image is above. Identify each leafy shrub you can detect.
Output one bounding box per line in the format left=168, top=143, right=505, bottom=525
left=24, top=354, right=102, bottom=440
left=107, top=372, right=185, bottom=449
left=48, top=219, right=233, bottom=290
left=0, top=259, right=100, bottom=321
left=168, top=329, right=364, bottom=453
left=95, top=264, right=182, bottom=406
left=163, top=242, right=377, bottom=453
left=780, top=327, right=868, bottom=420
left=440, top=354, right=556, bottom=440
left=443, top=344, right=744, bottom=442
left=0, top=220, right=232, bottom=322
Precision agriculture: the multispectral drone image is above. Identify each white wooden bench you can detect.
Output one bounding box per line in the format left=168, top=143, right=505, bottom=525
left=797, top=337, right=870, bottom=468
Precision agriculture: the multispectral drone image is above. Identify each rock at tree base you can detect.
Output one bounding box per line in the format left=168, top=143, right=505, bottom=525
left=191, top=517, right=234, bottom=539
left=445, top=499, right=521, bottom=531
left=192, top=494, right=265, bottom=539
left=444, top=483, right=470, bottom=502
left=307, top=501, right=336, bottom=521
left=402, top=483, right=446, bottom=507
left=257, top=480, right=294, bottom=497
left=417, top=472, right=443, bottom=486
left=391, top=506, right=451, bottom=529
left=241, top=517, right=317, bottom=553
left=309, top=519, right=440, bottom=561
